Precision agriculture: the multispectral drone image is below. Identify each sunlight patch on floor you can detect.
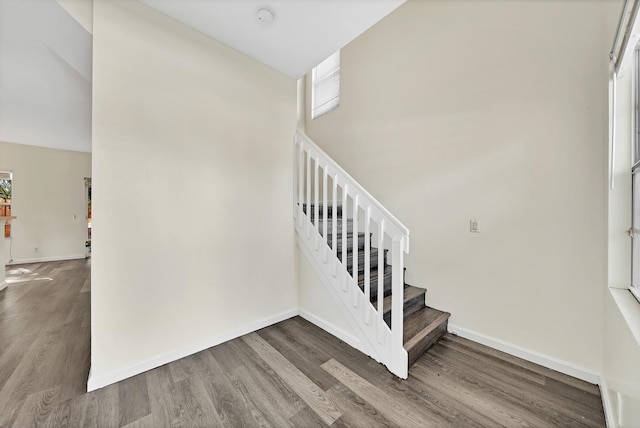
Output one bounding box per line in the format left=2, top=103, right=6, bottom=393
left=6, top=267, right=52, bottom=283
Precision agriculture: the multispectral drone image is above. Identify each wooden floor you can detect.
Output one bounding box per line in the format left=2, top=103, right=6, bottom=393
left=0, top=260, right=606, bottom=427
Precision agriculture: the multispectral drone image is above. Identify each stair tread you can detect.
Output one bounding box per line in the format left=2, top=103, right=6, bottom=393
left=403, top=307, right=450, bottom=346
left=382, top=285, right=426, bottom=315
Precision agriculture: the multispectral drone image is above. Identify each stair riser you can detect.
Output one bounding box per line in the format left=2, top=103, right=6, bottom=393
left=316, top=220, right=362, bottom=247
left=327, top=234, right=366, bottom=252
left=357, top=267, right=406, bottom=298
left=317, top=221, right=354, bottom=236
left=358, top=272, right=392, bottom=300
left=383, top=296, right=425, bottom=327
left=341, top=250, right=387, bottom=275
left=407, top=321, right=448, bottom=368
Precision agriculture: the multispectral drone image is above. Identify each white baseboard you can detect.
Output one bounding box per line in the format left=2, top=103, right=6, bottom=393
left=0, top=281, right=6, bottom=292
left=7, top=255, right=86, bottom=265
left=298, top=308, right=363, bottom=354
left=87, top=308, right=298, bottom=392
left=448, top=323, right=601, bottom=385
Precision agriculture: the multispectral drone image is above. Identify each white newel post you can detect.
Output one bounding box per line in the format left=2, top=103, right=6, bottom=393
left=0, top=217, right=13, bottom=292
left=390, top=235, right=408, bottom=379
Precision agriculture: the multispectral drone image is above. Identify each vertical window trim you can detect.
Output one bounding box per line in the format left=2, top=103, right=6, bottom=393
left=632, top=49, right=640, bottom=302
left=635, top=50, right=640, bottom=167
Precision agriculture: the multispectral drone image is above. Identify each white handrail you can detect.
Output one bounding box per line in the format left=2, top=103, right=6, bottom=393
left=293, top=129, right=410, bottom=379
left=295, top=130, right=409, bottom=252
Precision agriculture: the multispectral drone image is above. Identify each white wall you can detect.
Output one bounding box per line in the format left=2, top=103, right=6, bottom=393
left=304, top=0, right=616, bottom=375
left=0, top=141, right=91, bottom=263
left=298, top=250, right=359, bottom=343
left=89, top=0, right=297, bottom=389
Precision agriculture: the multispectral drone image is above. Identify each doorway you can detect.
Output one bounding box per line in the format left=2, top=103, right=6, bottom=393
left=85, top=177, right=91, bottom=258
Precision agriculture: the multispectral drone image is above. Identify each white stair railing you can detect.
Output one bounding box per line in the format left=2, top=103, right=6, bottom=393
left=293, top=130, right=410, bottom=378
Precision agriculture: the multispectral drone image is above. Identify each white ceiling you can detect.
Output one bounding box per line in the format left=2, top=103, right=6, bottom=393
left=0, top=0, right=92, bottom=153
left=0, top=0, right=404, bottom=154
left=138, top=0, right=406, bottom=79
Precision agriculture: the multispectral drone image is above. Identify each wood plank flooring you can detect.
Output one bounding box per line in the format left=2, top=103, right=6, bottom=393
left=0, top=260, right=606, bottom=427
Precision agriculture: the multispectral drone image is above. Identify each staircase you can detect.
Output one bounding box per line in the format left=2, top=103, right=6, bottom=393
left=294, top=131, right=450, bottom=378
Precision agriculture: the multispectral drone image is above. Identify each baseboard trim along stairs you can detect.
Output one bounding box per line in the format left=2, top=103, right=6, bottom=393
left=294, top=130, right=450, bottom=378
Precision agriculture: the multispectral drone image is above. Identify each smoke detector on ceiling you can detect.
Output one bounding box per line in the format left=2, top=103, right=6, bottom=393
left=256, top=8, right=274, bottom=24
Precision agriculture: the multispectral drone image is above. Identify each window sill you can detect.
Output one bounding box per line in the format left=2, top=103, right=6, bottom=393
left=610, top=287, right=640, bottom=347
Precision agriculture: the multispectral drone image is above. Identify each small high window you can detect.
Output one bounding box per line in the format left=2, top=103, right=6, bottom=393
left=311, top=51, right=340, bottom=119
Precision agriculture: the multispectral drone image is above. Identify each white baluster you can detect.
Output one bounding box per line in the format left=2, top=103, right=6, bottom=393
left=306, top=150, right=311, bottom=239
left=322, top=165, right=328, bottom=262
left=314, top=157, right=319, bottom=250
left=298, top=142, right=304, bottom=228
left=332, top=175, right=338, bottom=277
left=391, top=237, right=404, bottom=355
left=377, top=219, right=385, bottom=344
left=342, top=184, right=348, bottom=292
left=293, top=138, right=297, bottom=222
left=352, top=195, right=359, bottom=308
left=364, top=206, right=371, bottom=325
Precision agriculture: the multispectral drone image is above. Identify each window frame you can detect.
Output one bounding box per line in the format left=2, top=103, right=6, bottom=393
left=311, top=51, right=341, bottom=120
left=632, top=49, right=640, bottom=302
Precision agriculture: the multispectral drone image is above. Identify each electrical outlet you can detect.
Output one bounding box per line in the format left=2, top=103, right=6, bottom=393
left=470, top=220, right=480, bottom=233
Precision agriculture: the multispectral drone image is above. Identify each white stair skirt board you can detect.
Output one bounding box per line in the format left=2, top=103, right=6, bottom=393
left=448, top=323, right=601, bottom=385
left=86, top=308, right=298, bottom=392
left=0, top=281, right=6, bottom=292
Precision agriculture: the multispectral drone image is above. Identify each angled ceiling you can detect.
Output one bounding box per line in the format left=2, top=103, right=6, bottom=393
left=0, top=0, right=92, bottom=153
left=138, top=0, right=406, bottom=79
